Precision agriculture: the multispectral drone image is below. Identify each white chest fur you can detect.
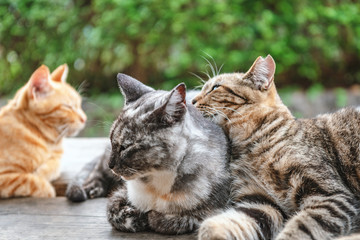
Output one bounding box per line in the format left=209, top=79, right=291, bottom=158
left=126, top=170, right=206, bottom=213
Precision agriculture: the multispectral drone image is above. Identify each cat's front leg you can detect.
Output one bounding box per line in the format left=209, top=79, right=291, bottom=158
left=199, top=196, right=285, bottom=240
left=35, top=156, right=61, bottom=181
left=107, top=188, right=149, bottom=232
left=276, top=194, right=357, bottom=240
left=147, top=211, right=200, bottom=234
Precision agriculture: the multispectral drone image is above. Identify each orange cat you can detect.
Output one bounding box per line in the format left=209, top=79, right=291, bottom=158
left=0, top=64, right=86, bottom=198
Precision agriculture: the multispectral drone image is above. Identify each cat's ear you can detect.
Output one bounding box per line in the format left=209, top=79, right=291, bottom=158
left=51, top=64, right=69, bottom=83
left=153, top=83, right=187, bottom=124
left=28, top=65, right=52, bottom=99
left=117, top=73, right=154, bottom=104
left=243, top=55, right=276, bottom=91
left=165, top=83, right=186, bottom=117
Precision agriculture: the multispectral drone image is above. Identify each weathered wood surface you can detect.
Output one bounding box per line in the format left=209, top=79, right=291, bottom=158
left=0, top=138, right=196, bottom=240
left=0, top=197, right=195, bottom=240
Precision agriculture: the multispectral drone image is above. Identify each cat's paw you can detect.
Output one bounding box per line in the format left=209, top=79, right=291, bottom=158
left=199, top=210, right=258, bottom=240
left=32, top=182, right=56, bottom=198
left=198, top=217, right=234, bottom=240
left=148, top=211, right=199, bottom=234
left=66, top=183, right=87, bottom=202
left=83, top=179, right=105, bottom=199
left=107, top=205, right=148, bottom=232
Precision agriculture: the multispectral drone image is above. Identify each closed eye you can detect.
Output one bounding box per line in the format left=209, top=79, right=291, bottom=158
left=119, top=145, right=126, bottom=152
left=207, top=84, right=221, bottom=95
left=119, top=143, right=134, bottom=153
left=62, top=104, right=73, bottom=110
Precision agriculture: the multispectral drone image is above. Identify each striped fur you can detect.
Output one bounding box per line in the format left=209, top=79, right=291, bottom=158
left=0, top=64, right=86, bottom=198
left=193, top=55, right=360, bottom=240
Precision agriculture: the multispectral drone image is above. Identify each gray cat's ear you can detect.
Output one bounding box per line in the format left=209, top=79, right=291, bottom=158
left=243, top=55, right=276, bottom=91
left=151, top=83, right=187, bottom=125
left=117, top=73, right=154, bottom=104
left=164, top=83, right=186, bottom=118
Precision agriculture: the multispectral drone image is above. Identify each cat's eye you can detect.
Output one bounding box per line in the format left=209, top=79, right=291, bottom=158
left=207, top=84, right=220, bottom=95
left=211, top=84, right=220, bottom=91
left=62, top=104, right=73, bottom=110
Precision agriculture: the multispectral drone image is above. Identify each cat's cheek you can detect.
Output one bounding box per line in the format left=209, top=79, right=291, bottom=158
left=67, top=125, right=84, bottom=137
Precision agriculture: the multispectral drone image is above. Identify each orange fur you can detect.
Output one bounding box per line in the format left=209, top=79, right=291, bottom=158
left=0, top=64, right=86, bottom=198
left=144, top=184, right=186, bottom=202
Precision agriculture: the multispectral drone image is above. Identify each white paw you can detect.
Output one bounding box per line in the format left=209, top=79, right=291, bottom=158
left=198, top=209, right=259, bottom=240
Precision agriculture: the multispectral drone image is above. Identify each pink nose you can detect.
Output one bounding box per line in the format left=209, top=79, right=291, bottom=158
left=80, top=115, right=87, bottom=123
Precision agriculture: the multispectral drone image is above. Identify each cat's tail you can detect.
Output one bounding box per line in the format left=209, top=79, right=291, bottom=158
left=0, top=173, right=55, bottom=198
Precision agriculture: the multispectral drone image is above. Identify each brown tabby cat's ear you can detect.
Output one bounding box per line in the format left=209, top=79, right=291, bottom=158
left=51, top=64, right=69, bottom=83
left=243, top=55, right=276, bottom=91
left=29, top=65, right=52, bottom=99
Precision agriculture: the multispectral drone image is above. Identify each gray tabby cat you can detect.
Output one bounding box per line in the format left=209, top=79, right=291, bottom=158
left=67, top=73, right=230, bottom=234
left=193, top=55, right=360, bottom=240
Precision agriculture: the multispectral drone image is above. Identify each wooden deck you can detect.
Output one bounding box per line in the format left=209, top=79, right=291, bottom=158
left=0, top=138, right=195, bottom=240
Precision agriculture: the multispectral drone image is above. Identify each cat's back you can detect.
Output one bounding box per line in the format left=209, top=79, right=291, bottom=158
left=307, top=106, right=360, bottom=144
left=318, top=107, right=360, bottom=163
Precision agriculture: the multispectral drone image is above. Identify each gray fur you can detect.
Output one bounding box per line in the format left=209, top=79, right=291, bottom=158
left=67, top=74, right=230, bottom=235
left=107, top=74, right=230, bottom=234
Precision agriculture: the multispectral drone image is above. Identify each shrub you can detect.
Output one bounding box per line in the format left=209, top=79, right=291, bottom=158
left=0, top=0, right=360, bottom=95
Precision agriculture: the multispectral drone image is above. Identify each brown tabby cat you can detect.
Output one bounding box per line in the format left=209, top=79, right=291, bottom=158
left=193, top=55, right=360, bottom=240
left=0, top=64, right=86, bottom=198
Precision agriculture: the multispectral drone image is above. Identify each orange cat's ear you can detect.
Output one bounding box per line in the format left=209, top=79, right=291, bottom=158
left=51, top=64, right=68, bottom=83
left=244, top=55, right=276, bottom=91
left=29, top=65, right=52, bottom=99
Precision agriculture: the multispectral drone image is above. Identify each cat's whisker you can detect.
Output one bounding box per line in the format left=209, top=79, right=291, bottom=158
left=213, top=106, right=241, bottom=115
left=206, top=106, right=231, bottom=122
left=87, top=119, right=113, bottom=129
left=202, top=52, right=223, bottom=77
left=56, top=126, right=70, bottom=143
left=57, top=124, right=69, bottom=132
left=189, top=72, right=206, bottom=84
left=76, top=80, right=88, bottom=97
left=217, top=63, right=224, bottom=76
left=201, top=56, right=217, bottom=78
left=200, top=71, right=211, bottom=81
left=202, top=109, right=217, bottom=121
left=193, top=84, right=205, bottom=90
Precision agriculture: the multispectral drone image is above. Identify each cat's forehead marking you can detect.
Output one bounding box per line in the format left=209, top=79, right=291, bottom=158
left=122, top=91, right=167, bottom=119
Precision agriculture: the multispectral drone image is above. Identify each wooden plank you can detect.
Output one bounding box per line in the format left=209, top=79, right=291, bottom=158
left=0, top=197, right=196, bottom=240
left=53, top=138, right=109, bottom=196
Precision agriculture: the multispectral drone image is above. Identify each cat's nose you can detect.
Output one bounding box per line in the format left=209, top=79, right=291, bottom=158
left=109, top=158, right=115, bottom=169
left=79, top=111, right=87, bottom=123
left=80, top=115, right=87, bottom=123
left=192, top=98, right=197, bottom=105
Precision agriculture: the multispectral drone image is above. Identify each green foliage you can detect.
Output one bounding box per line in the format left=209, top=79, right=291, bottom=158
left=1, top=0, right=360, bottom=96
left=334, top=88, right=348, bottom=108
left=306, top=83, right=325, bottom=101
left=79, top=93, right=124, bottom=137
